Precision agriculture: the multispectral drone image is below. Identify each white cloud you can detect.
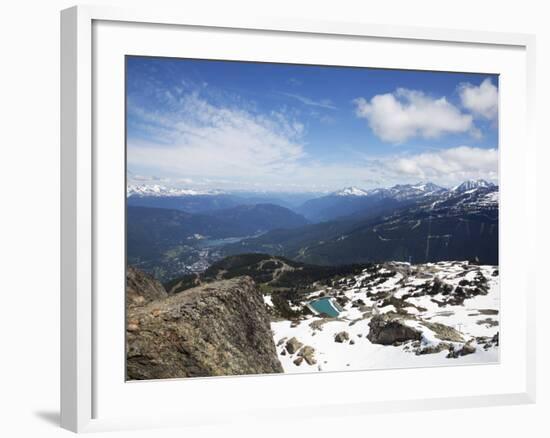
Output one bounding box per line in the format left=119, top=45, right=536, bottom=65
left=238, top=145, right=498, bottom=191
left=281, top=92, right=337, bottom=110
left=128, top=87, right=497, bottom=192
left=128, top=93, right=306, bottom=183
left=458, top=78, right=498, bottom=120
left=354, top=88, right=475, bottom=143
left=379, top=146, right=498, bottom=186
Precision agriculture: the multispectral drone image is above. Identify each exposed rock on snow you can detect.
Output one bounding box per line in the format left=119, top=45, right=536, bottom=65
left=334, top=331, right=350, bottom=343
left=297, top=346, right=316, bottom=365
left=367, top=314, right=422, bottom=345
left=285, top=337, right=303, bottom=354
left=421, top=321, right=465, bottom=343
left=447, top=340, right=477, bottom=358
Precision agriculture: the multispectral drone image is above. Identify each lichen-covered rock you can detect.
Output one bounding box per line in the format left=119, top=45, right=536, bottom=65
left=126, top=265, right=168, bottom=308
left=285, top=337, right=303, bottom=354
left=367, top=315, right=422, bottom=345
left=126, top=275, right=283, bottom=380
left=298, top=346, right=316, bottom=365
left=421, top=321, right=465, bottom=343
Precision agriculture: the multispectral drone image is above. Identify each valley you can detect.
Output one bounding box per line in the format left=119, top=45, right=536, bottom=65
left=126, top=179, right=500, bottom=378
left=127, top=179, right=498, bottom=281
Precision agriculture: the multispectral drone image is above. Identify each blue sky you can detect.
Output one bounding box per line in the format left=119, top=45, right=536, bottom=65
left=127, top=56, right=499, bottom=192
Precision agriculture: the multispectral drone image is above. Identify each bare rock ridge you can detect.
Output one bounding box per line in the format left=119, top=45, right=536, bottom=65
left=126, top=268, right=283, bottom=380
left=126, top=265, right=168, bottom=308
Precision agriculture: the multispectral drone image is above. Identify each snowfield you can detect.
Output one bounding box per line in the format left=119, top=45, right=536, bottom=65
left=266, top=261, right=499, bottom=373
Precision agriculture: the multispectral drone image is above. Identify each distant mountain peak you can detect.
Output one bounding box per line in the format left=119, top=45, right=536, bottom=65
left=390, top=181, right=443, bottom=191
left=127, top=184, right=221, bottom=197
left=332, top=187, right=369, bottom=197
left=451, top=179, right=496, bottom=193
left=387, top=182, right=446, bottom=200
left=411, top=182, right=444, bottom=192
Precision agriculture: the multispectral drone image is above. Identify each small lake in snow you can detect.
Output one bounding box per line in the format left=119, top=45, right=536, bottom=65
left=308, top=297, right=341, bottom=318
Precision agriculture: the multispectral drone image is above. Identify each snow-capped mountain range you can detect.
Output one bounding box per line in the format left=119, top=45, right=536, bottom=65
left=294, top=179, right=498, bottom=223
left=127, top=184, right=222, bottom=197
left=451, top=179, right=496, bottom=193
left=332, top=187, right=370, bottom=197
left=331, top=180, right=496, bottom=199
left=128, top=179, right=497, bottom=200
left=127, top=179, right=498, bottom=226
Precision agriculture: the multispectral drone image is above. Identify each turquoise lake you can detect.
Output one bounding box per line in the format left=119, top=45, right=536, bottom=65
left=308, top=297, right=341, bottom=318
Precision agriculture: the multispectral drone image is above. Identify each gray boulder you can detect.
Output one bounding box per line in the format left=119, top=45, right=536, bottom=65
left=447, top=340, right=477, bottom=358
left=334, top=331, right=350, bottom=343
left=285, top=337, right=304, bottom=354
left=298, top=346, right=316, bottom=365
left=367, top=315, right=422, bottom=345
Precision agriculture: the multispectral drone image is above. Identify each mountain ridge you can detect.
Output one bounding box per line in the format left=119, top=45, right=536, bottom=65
left=223, top=183, right=498, bottom=266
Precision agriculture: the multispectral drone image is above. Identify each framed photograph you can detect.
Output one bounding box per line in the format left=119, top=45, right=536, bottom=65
left=61, top=5, right=536, bottom=432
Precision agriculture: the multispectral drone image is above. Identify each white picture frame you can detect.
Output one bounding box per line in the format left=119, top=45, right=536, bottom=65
left=60, top=4, right=537, bottom=433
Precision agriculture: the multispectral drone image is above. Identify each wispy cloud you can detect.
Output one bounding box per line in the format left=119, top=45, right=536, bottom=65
left=354, top=88, right=477, bottom=143
left=287, top=78, right=302, bottom=87
left=281, top=92, right=337, bottom=110
left=128, top=91, right=306, bottom=185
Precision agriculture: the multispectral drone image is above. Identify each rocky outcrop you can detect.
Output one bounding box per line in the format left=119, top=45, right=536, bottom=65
left=285, top=337, right=303, bottom=354
left=126, top=265, right=168, bottom=308
left=447, top=340, right=477, bottom=358
left=421, top=321, right=464, bottom=343
left=297, top=346, right=316, bottom=365
left=334, top=331, right=350, bottom=343
left=367, top=314, right=422, bottom=345
left=126, top=275, right=283, bottom=380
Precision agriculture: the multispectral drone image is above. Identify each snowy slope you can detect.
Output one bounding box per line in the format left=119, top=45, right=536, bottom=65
left=266, top=261, right=499, bottom=373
